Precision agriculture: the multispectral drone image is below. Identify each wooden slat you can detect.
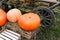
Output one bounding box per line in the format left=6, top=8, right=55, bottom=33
left=1, top=33, right=17, bottom=40
left=0, top=29, right=21, bottom=40
left=0, top=37, right=5, bottom=40
left=6, top=29, right=20, bottom=37
left=3, top=31, right=18, bottom=39
left=0, top=34, right=11, bottom=40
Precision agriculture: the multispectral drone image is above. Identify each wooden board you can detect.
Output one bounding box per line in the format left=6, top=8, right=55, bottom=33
left=0, top=29, right=21, bottom=40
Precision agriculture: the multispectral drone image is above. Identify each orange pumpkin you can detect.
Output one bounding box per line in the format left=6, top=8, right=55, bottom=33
left=18, top=13, right=41, bottom=31
left=7, top=8, right=22, bottom=22
left=0, top=9, right=7, bottom=26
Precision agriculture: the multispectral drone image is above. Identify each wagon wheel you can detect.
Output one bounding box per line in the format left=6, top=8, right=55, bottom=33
left=32, top=6, right=55, bottom=29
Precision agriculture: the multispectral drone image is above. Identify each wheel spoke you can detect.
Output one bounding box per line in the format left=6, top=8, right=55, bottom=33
left=40, top=24, right=45, bottom=27
left=44, top=20, right=50, bottom=25
left=43, top=21, right=47, bottom=25
left=46, top=18, right=52, bottom=21
left=45, top=18, right=52, bottom=21
left=45, top=15, right=51, bottom=18
left=44, top=11, right=47, bottom=16
left=41, top=10, right=44, bottom=14
left=37, top=11, right=41, bottom=16
left=39, top=10, right=44, bottom=15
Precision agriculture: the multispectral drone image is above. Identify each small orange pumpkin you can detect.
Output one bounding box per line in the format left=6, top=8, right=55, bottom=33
left=7, top=8, right=22, bottom=22
left=0, top=9, right=7, bottom=26
left=18, top=13, right=41, bottom=31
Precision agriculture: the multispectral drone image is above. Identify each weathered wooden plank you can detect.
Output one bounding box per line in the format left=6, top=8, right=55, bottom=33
left=0, top=34, right=11, bottom=40
left=0, top=37, right=5, bottom=40
left=6, top=29, right=20, bottom=37
left=0, top=29, right=21, bottom=40
left=1, top=33, right=17, bottom=40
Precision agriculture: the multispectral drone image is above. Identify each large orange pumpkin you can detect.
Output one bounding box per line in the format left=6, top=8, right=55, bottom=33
left=7, top=8, right=22, bottom=22
left=18, top=13, right=41, bottom=31
left=0, top=9, right=7, bottom=26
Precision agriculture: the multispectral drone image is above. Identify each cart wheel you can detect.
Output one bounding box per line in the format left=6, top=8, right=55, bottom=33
left=32, top=6, right=55, bottom=29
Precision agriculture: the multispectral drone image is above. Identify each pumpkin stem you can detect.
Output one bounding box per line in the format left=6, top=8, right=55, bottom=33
left=29, top=17, right=31, bottom=19
left=0, top=27, right=2, bottom=30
